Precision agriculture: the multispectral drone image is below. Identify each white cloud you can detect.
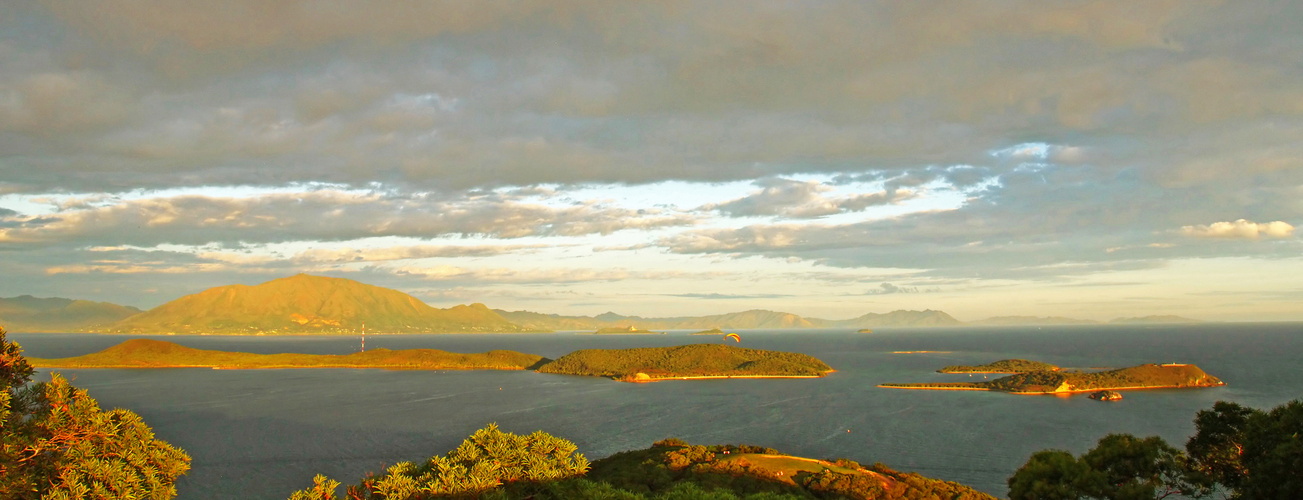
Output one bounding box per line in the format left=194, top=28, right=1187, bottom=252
left=1181, top=219, right=1295, bottom=239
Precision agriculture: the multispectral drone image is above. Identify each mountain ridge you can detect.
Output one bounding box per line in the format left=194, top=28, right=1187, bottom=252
left=107, top=274, right=525, bottom=334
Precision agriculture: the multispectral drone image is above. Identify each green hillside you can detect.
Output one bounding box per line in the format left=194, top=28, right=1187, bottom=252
left=0, top=295, right=142, bottom=332
left=108, top=274, right=525, bottom=334
left=536, top=344, right=833, bottom=381
left=28, top=339, right=545, bottom=370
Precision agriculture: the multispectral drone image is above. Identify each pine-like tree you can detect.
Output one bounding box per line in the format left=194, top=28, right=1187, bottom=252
left=0, top=328, right=191, bottom=499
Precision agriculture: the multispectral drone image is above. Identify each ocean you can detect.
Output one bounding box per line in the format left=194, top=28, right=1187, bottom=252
left=12, top=323, right=1303, bottom=499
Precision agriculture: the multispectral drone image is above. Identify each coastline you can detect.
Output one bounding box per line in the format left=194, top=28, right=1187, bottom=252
left=629, top=374, right=829, bottom=383
left=877, top=384, right=990, bottom=391
left=877, top=382, right=1225, bottom=394
left=30, top=362, right=533, bottom=371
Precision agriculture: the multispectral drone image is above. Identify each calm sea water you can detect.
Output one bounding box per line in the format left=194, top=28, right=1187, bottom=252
left=12, top=323, right=1303, bottom=499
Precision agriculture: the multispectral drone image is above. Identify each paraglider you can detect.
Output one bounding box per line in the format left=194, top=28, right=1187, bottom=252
left=725, top=333, right=741, bottom=343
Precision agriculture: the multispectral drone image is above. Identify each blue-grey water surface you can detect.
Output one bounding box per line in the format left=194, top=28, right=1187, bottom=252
left=12, top=323, right=1303, bottom=499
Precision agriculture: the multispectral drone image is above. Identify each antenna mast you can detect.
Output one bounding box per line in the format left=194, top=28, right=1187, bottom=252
left=361, top=322, right=366, bottom=352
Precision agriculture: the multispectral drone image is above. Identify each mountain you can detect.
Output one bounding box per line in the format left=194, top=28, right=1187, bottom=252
left=0, top=296, right=142, bottom=333
left=816, top=309, right=963, bottom=328
left=109, top=274, right=526, bottom=334
left=1108, top=315, right=1203, bottom=324
left=498, top=308, right=957, bottom=330
left=969, top=316, right=1101, bottom=326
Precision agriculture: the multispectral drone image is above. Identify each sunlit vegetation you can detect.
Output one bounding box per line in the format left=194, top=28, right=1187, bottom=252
left=1008, top=399, right=1303, bottom=499
left=534, top=344, right=833, bottom=381
left=882, top=364, right=1223, bottom=394
left=289, top=424, right=590, bottom=500
left=108, top=274, right=528, bottom=334
left=936, top=359, right=1059, bottom=373
left=1, top=329, right=190, bottom=499
left=27, top=339, right=548, bottom=371
left=291, top=431, right=995, bottom=500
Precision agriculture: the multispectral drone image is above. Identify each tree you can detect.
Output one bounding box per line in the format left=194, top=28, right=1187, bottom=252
left=1007, top=450, right=1091, bottom=500
left=1238, top=399, right=1303, bottom=498
left=1007, top=434, right=1200, bottom=500
left=0, top=327, right=191, bottom=499
left=289, top=423, right=590, bottom=500
left=1185, top=401, right=1257, bottom=492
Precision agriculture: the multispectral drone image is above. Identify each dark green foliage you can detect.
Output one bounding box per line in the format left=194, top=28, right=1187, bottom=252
left=1010, top=399, right=1303, bottom=499
left=535, top=344, right=832, bottom=381
left=1238, top=400, right=1303, bottom=499
left=1185, top=399, right=1303, bottom=499
left=1007, top=434, right=1198, bottom=500
left=1185, top=401, right=1255, bottom=491
left=0, top=328, right=191, bottom=499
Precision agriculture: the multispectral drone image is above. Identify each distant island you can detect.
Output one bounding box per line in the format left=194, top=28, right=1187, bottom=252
left=881, top=363, right=1224, bottom=394
left=690, top=328, right=727, bottom=335
left=535, top=344, right=834, bottom=382
left=1108, top=315, right=1203, bottom=324
left=27, top=339, right=548, bottom=371
left=2, top=273, right=1209, bottom=334
left=589, top=325, right=664, bottom=335
left=937, top=359, right=1060, bottom=373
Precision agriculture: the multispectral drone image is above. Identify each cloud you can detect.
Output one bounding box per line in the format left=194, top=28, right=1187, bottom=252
left=702, top=178, right=915, bottom=218
left=0, top=71, right=131, bottom=134
left=0, top=190, right=697, bottom=246
left=1181, top=219, right=1296, bottom=239
left=865, top=283, right=920, bottom=295
left=386, top=265, right=729, bottom=284
left=290, top=244, right=546, bottom=264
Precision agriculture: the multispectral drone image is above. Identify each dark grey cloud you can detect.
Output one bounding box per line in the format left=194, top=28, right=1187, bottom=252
left=0, top=190, right=697, bottom=247
left=0, top=1, right=1299, bottom=194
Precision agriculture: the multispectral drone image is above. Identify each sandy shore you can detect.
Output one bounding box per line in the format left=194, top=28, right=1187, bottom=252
left=629, top=370, right=835, bottom=383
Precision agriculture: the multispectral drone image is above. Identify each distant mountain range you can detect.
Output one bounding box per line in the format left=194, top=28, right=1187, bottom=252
left=1, top=274, right=1203, bottom=334
left=0, top=296, right=141, bottom=333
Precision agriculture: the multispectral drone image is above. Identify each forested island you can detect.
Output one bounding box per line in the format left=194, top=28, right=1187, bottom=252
left=27, top=340, right=835, bottom=384
left=936, top=359, right=1060, bottom=373
left=27, top=339, right=548, bottom=371
left=690, top=327, right=726, bottom=335
left=588, top=325, right=663, bottom=334
left=881, top=363, right=1224, bottom=394
left=535, top=344, right=833, bottom=382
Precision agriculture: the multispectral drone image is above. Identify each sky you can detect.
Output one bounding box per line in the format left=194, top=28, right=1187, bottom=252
left=1, top=1, right=1301, bottom=322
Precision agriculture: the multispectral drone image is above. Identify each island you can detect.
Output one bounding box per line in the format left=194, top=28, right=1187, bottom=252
left=880, top=363, right=1224, bottom=395
left=690, top=328, right=727, bottom=335
left=1089, top=390, right=1123, bottom=401
left=589, top=325, right=664, bottom=334
left=937, top=359, right=1060, bottom=373
left=27, top=339, right=549, bottom=371
left=857, top=329, right=873, bottom=333
left=535, top=344, right=834, bottom=382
